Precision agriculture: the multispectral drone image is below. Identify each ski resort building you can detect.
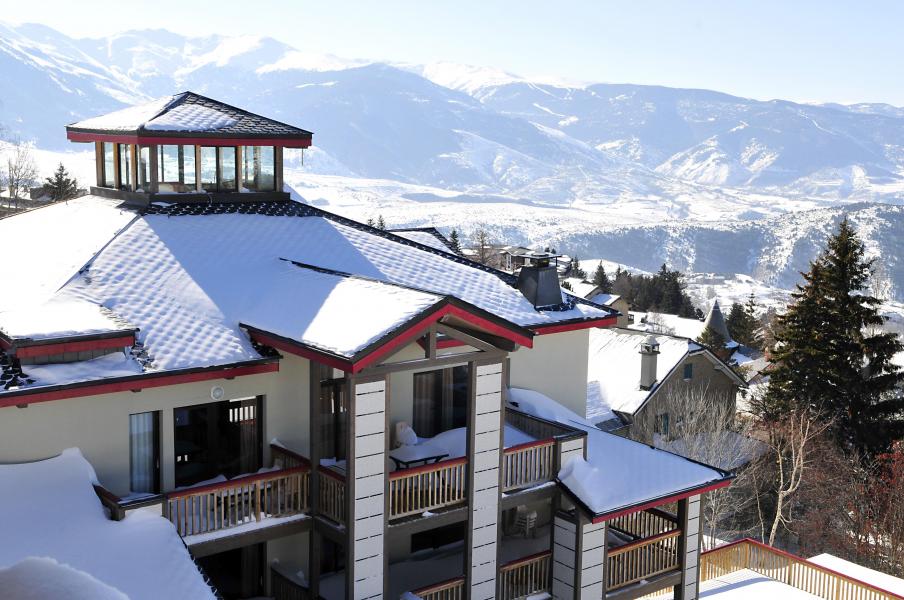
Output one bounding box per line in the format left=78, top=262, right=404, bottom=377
left=0, top=93, right=733, bottom=600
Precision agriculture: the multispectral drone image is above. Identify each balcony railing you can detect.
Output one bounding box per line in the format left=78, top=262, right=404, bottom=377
left=411, top=576, right=466, bottom=600
left=607, top=530, right=682, bottom=591
left=270, top=564, right=311, bottom=600
left=389, top=457, right=468, bottom=519
left=318, top=466, right=347, bottom=525
left=499, top=551, right=552, bottom=599
left=502, top=439, right=555, bottom=492
left=164, top=444, right=311, bottom=538
left=700, top=538, right=904, bottom=600
left=609, top=507, right=679, bottom=539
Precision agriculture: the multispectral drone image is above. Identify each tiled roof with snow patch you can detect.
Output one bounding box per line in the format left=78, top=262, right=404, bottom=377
left=388, top=227, right=457, bottom=254
left=68, top=92, right=312, bottom=139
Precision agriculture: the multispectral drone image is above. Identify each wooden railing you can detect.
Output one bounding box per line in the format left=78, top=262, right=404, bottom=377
left=700, top=539, right=904, bottom=600
left=607, top=530, right=682, bottom=591
left=165, top=467, right=309, bottom=537
left=318, top=466, right=347, bottom=525
left=502, top=439, right=556, bottom=492
left=271, top=443, right=312, bottom=470
left=499, top=551, right=551, bottom=599
left=505, top=407, right=585, bottom=443
left=609, top=507, right=679, bottom=540
left=411, top=576, right=466, bottom=600
left=389, top=457, right=468, bottom=519
left=270, top=564, right=311, bottom=600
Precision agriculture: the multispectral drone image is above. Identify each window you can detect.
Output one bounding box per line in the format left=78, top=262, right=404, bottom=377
left=118, top=144, right=132, bottom=190
left=242, top=146, right=276, bottom=191
left=102, top=142, right=116, bottom=188
left=218, top=147, right=237, bottom=191
left=683, top=363, right=694, bottom=380
left=654, top=413, right=670, bottom=436
left=157, top=145, right=196, bottom=192
left=138, top=146, right=151, bottom=190
left=173, top=397, right=262, bottom=487
left=200, top=146, right=217, bottom=191
left=413, top=366, right=469, bottom=437
left=129, top=411, right=160, bottom=494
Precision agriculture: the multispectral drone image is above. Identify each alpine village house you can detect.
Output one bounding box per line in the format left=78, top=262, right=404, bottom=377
left=0, top=93, right=732, bottom=600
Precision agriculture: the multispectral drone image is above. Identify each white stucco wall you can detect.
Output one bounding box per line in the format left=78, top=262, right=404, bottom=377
left=509, top=328, right=591, bottom=418
left=0, top=354, right=311, bottom=496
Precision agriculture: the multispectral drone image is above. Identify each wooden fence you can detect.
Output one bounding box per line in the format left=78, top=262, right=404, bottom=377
left=389, top=457, right=468, bottom=519
left=411, top=576, right=466, bottom=600
left=499, top=551, right=552, bottom=599
left=700, top=539, right=904, bottom=600
left=318, top=466, right=347, bottom=525
left=502, top=440, right=556, bottom=492
left=165, top=467, right=309, bottom=537
left=608, top=530, right=682, bottom=591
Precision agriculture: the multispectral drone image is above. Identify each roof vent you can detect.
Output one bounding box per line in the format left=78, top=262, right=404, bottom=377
left=517, top=260, right=563, bottom=308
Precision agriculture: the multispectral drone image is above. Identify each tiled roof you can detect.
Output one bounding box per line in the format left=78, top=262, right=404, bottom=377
left=67, top=92, right=312, bottom=140
left=388, top=227, right=458, bottom=254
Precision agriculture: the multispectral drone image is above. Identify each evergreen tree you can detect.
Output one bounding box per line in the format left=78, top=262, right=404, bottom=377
left=366, top=217, right=375, bottom=227
left=43, top=162, right=78, bottom=201
left=726, top=294, right=760, bottom=347
left=766, top=219, right=904, bottom=455
left=592, top=263, right=612, bottom=293
left=448, top=229, right=462, bottom=254
left=570, top=256, right=587, bottom=279
left=562, top=280, right=573, bottom=291
left=697, top=324, right=727, bottom=353
left=376, top=215, right=386, bottom=230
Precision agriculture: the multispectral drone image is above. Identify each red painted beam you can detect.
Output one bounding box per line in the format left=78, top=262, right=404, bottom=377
left=66, top=131, right=312, bottom=148
left=0, top=362, right=279, bottom=409
left=13, top=335, right=136, bottom=359
left=530, top=315, right=617, bottom=336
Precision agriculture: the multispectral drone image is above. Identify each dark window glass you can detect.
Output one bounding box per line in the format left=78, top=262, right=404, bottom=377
left=129, top=411, right=160, bottom=494
left=138, top=146, right=151, bottom=190
left=242, top=146, right=276, bottom=191
left=683, top=363, right=694, bottom=380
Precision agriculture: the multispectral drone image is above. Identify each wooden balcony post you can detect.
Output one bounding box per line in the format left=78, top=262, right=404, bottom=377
left=344, top=374, right=388, bottom=600
left=464, top=359, right=504, bottom=600
left=675, top=495, right=703, bottom=600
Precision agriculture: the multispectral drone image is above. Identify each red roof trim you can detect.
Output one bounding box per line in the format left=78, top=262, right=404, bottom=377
left=0, top=362, right=278, bottom=409
left=66, top=131, right=312, bottom=148
left=590, top=479, right=732, bottom=524
left=13, top=335, right=136, bottom=359
left=530, top=315, right=617, bottom=335
left=248, top=330, right=354, bottom=373
left=416, top=337, right=466, bottom=350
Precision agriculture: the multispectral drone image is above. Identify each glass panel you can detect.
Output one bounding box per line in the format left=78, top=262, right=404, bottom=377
left=182, top=146, right=196, bottom=186
left=242, top=146, right=275, bottom=191
left=138, top=146, right=151, bottom=190
left=118, top=144, right=131, bottom=190
left=218, top=147, right=237, bottom=191
left=159, top=145, right=181, bottom=183
left=102, top=142, right=115, bottom=188
left=129, top=412, right=159, bottom=494
left=200, top=146, right=217, bottom=191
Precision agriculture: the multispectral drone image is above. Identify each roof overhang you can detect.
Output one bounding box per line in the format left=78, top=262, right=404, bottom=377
left=66, top=130, right=313, bottom=148
left=529, top=314, right=618, bottom=335
left=242, top=298, right=534, bottom=374
left=0, top=329, right=138, bottom=358
left=0, top=358, right=279, bottom=408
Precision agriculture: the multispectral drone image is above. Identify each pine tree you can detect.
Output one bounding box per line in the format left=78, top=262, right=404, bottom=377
left=726, top=294, right=760, bottom=347
left=592, top=263, right=612, bottom=293
left=562, top=280, right=573, bottom=291
left=448, top=229, right=462, bottom=254
left=766, top=219, right=904, bottom=455
left=376, top=215, right=386, bottom=230
left=43, top=163, right=78, bottom=201
left=697, top=325, right=727, bottom=353
left=366, top=217, right=375, bottom=227
left=570, top=256, right=587, bottom=279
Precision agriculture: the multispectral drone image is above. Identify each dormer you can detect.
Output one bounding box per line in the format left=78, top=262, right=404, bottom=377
left=65, top=92, right=312, bottom=203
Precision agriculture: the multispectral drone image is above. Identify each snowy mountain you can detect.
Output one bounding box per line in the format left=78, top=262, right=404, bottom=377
left=2, top=23, right=904, bottom=297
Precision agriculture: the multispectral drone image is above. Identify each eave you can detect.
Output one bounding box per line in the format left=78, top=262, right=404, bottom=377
left=0, top=328, right=139, bottom=358
left=66, top=129, right=313, bottom=148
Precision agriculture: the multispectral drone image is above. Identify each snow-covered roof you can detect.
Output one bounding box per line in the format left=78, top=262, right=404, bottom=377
left=0, top=449, right=215, bottom=600
left=388, top=227, right=457, bottom=254
left=586, top=328, right=697, bottom=419
left=67, top=91, right=312, bottom=140
left=0, top=197, right=612, bottom=396
left=629, top=311, right=706, bottom=339
left=563, top=278, right=599, bottom=299
left=589, top=292, right=620, bottom=307
left=0, top=299, right=135, bottom=342
left=508, top=387, right=729, bottom=518
left=808, top=554, right=904, bottom=596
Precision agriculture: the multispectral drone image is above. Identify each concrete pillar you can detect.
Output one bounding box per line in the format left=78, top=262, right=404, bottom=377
left=676, top=495, right=702, bottom=600
left=466, top=360, right=503, bottom=600
left=344, top=376, right=387, bottom=600
left=552, top=512, right=606, bottom=600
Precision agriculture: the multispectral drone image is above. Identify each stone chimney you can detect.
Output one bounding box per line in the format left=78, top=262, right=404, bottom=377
left=639, top=335, right=660, bottom=391
left=516, top=254, right=563, bottom=308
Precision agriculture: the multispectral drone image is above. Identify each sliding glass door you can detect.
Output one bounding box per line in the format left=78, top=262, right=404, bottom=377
left=129, top=411, right=160, bottom=494
left=412, top=365, right=469, bottom=437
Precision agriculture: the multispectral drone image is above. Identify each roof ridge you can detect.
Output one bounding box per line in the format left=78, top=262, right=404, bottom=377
left=178, top=90, right=312, bottom=135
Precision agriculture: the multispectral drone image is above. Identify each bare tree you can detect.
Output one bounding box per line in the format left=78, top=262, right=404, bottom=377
left=643, top=311, right=675, bottom=335
left=3, top=139, right=38, bottom=209
left=628, top=383, right=762, bottom=548
left=870, top=258, right=895, bottom=303
left=470, top=227, right=499, bottom=267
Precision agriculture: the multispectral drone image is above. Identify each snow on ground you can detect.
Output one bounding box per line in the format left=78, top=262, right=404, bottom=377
left=653, top=568, right=822, bottom=599
left=0, top=557, right=129, bottom=600
left=0, top=449, right=214, bottom=600
left=508, top=387, right=727, bottom=516
left=808, top=554, right=904, bottom=596
left=628, top=311, right=706, bottom=340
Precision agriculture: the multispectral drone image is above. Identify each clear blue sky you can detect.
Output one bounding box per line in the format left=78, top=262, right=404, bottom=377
left=9, top=0, right=904, bottom=104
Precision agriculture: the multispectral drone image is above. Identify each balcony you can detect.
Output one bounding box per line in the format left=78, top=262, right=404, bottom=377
left=606, top=507, right=682, bottom=594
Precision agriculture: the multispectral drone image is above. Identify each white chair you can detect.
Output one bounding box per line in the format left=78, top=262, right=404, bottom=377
left=514, top=507, right=538, bottom=538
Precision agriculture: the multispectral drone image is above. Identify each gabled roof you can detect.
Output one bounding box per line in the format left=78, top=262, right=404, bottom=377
left=0, top=196, right=614, bottom=403
left=66, top=92, right=313, bottom=146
